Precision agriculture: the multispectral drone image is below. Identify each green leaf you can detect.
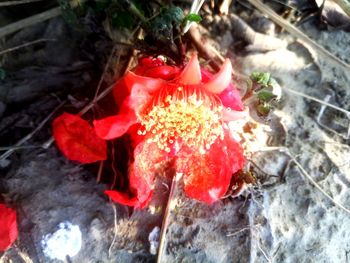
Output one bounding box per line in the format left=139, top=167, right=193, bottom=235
left=256, top=103, right=270, bottom=116
left=185, top=13, right=202, bottom=23
left=257, top=89, right=276, bottom=102
left=164, top=6, right=185, bottom=24
left=0, top=68, right=6, bottom=80
left=251, top=72, right=271, bottom=86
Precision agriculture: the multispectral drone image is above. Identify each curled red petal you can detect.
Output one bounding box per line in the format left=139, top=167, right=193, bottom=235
left=177, top=134, right=245, bottom=204
left=203, top=59, right=232, bottom=94
left=0, top=204, right=18, bottom=252
left=53, top=113, right=107, bottom=163
left=179, top=53, right=202, bottom=85
left=201, top=69, right=244, bottom=111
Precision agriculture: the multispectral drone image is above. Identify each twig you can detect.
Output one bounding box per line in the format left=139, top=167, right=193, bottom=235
left=0, top=38, right=56, bottom=56
left=0, top=145, right=40, bottom=151
left=0, top=0, right=45, bottom=6
left=0, top=1, right=81, bottom=39
left=283, top=87, right=350, bottom=116
left=316, top=94, right=349, bottom=139
left=41, top=82, right=115, bottom=149
left=108, top=203, right=118, bottom=258
left=0, top=7, right=62, bottom=39
left=247, top=0, right=350, bottom=72
left=0, top=100, right=66, bottom=161
left=157, top=172, right=183, bottom=263
left=226, top=226, right=251, bottom=237
left=96, top=161, right=104, bottom=183
left=93, top=46, right=117, bottom=100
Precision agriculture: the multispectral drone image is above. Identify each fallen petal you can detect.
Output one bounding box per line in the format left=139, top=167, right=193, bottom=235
left=0, top=204, right=18, bottom=252
left=53, top=113, right=107, bottom=163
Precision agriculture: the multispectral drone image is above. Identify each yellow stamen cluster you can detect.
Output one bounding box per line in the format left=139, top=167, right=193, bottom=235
left=138, top=86, right=224, bottom=153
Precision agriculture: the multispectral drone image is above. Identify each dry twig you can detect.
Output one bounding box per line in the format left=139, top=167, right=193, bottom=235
left=0, top=38, right=56, bottom=56
left=157, top=172, right=183, bottom=263
left=108, top=203, right=118, bottom=258
left=0, top=100, right=65, bottom=161
left=0, top=1, right=81, bottom=39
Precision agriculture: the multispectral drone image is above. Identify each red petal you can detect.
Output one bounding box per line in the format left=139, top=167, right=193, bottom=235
left=107, top=140, right=164, bottom=208
left=113, top=72, right=164, bottom=109
left=53, top=113, right=107, bottom=163
left=0, top=204, right=18, bottom=252
left=105, top=190, right=147, bottom=207
left=203, top=59, right=232, bottom=94
left=226, top=134, right=245, bottom=174
left=222, top=108, right=247, bottom=122
left=201, top=69, right=244, bottom=111
left=177, top=134, right=245, bottom=204
left=94, top=109, right=138, bottom=140
left=124, top=72, right=164, bottom=94
left=219, top=85, right=244, bottom=111
left=113, top=78, right=131, bottom=109
left=179, top=53, right=202, bottom=85
left=144, top=66, right=181, bottom=80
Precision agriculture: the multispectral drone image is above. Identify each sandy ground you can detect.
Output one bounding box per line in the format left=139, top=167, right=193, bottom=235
left=1, top=5, right=350, bottom=263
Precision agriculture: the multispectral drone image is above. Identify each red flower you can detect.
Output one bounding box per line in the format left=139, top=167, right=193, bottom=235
left=0, top=204, right=18, bottom=252
left=94, top=54, right=246, bottom=208
left=52, top=113, right=107, bottom=164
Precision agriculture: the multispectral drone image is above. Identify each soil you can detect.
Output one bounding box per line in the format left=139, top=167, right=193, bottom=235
left=1, top=2, right=350, bottom=263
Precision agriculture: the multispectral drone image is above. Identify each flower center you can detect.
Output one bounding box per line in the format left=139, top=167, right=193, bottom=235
left=138, top=85, right=224, bottom=153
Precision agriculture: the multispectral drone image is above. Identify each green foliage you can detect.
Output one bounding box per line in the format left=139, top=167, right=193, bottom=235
left=250, top=71, right=282, bottom=118
left=257, top=89, right=276, bottom=102
left=184, top=13, right=202, bottom=23
left=256, top=103, right=271, bottom=115
left=250, top=72, right=271, bottom=86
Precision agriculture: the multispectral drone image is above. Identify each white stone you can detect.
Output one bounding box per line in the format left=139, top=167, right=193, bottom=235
left=41, top=222, right=82, bottom=261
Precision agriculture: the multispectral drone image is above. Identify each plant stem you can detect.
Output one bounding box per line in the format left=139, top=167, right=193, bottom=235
left=157, top=172, right=183, bottom=263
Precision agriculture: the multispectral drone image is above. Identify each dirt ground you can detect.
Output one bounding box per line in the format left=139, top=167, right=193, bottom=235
left=0, top=2, right=350, bottom=263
